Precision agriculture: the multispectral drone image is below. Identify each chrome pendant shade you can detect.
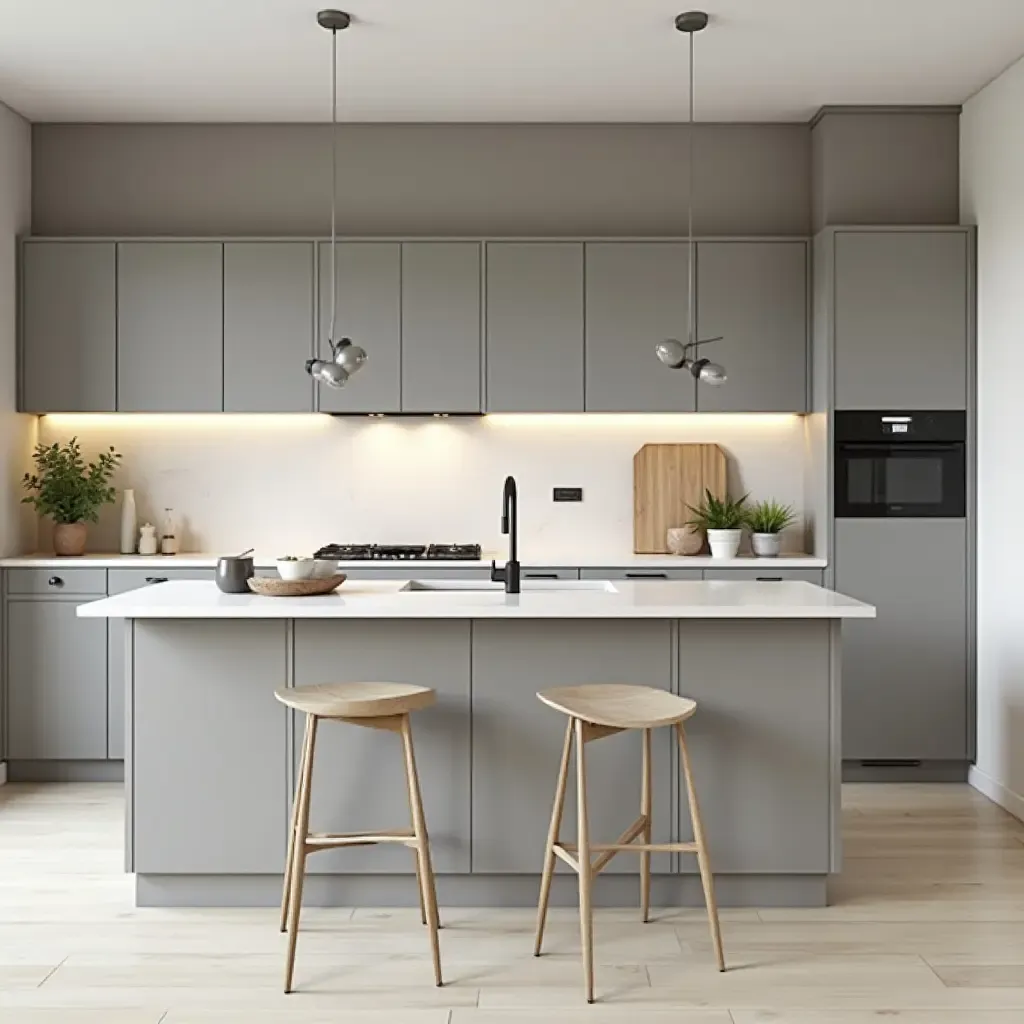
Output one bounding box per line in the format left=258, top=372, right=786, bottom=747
left=656, top=11, right=727, bottom=387
left=306, top=10, right=367, bottom=390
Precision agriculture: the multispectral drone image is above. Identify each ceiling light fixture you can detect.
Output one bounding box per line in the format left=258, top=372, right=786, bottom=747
left=306, top=10, right=367, bottom=390
left=655, top=11, right=727, bottom=387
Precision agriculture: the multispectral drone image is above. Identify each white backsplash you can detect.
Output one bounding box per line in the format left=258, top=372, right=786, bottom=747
left=35, top=413, right=810, bottom=558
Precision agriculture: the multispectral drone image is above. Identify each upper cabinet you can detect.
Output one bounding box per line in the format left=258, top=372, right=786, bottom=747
left=833, top=229, right=969, bottom=411
left=21, top=241, right=116, bottom=413
left=223, top=242, right=315, bottom=413
left=317, top=242, right=401, bottom=414
left=485, top=243, right=584, bottom=412
left=696, top=241, right=808, bottom=413
left=401, top=242, right=481, bottom=414
left=585, top=242, right=695, bottom=412
left=118, top=242, right=224, bottom=412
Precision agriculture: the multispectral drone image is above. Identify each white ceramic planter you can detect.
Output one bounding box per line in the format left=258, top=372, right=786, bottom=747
left=752, top=532, right=782, bottom=558
left=707, top=528, right=742, bottom=560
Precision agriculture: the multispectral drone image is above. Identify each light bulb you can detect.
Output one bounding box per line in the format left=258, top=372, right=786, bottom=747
left=655, top=339, right=687, bottom=369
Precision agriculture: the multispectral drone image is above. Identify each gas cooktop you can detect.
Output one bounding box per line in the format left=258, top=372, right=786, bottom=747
left=313, top=543, right=483, bottom=562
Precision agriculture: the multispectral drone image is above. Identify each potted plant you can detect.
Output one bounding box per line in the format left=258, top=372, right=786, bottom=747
left=22, top=439, right=122, bottom=556
left=745, top=499, right=797, bottom=558
left=686, top=489, right=748, bottom=560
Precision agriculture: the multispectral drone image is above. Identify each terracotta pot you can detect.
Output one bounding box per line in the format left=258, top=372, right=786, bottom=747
left=53, top=522, right=88, bottom=557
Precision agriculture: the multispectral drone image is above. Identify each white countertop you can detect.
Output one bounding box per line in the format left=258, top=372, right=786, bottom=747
left=0, top=552, right=827, bottom=570
left=77, top=579, right=872, bottom=620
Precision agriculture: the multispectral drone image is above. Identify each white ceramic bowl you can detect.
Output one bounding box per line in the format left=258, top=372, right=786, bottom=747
left=276, top=557, right=315, bottom=581
left=311, top=558, right=338, bottom=579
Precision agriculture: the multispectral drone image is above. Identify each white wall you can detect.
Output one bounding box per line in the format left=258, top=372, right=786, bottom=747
left=35, top=414, right=807, bottom=559
left=961, top=54, right=1024, bottom=818
left=0, top=101, right=33, bottom=557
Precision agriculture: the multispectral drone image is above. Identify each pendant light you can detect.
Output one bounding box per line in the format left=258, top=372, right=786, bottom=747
left=306, top=9, right=367, bottom=389
left=655, top=11, right=727, bottom=387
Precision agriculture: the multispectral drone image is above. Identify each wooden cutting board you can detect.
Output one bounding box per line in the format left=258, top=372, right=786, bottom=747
left=633, top=443, right=728, bottom=554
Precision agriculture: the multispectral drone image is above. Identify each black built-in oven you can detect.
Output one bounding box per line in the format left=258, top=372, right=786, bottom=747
left=834, top=411, right=966, bottom=518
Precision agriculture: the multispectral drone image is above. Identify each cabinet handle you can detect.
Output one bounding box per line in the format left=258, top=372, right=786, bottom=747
left=47, top=575, right=64, bottom=588
left=145, top=576, right=169, bottom=585
left=524, top=573, right=559, bottom=579
left=755, top=576, right=784, bottom=582
left=626, top=572, right=669, bottom=579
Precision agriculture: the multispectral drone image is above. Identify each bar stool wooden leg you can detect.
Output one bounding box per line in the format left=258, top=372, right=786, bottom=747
left=640, top=726, right=653, bottom=924
left=400, top=713, right=443, bottom=987
left=575, top=717, right=595, bottom=1004
left=534, top=718, right=573, bottom=956
left=284, top=713, right=318, bottom=993
left=279, top=713, right=308, bottom=933
left=676, top=721, right=725, bottom=972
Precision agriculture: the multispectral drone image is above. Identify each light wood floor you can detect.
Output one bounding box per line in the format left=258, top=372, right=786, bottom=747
left=2, top=782, right=1024, bottom=1022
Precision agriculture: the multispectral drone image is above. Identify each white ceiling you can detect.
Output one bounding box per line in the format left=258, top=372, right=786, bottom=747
left=2, top=0, right=1024, bottom=123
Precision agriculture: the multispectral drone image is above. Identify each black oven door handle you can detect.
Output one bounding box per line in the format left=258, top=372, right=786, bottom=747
left=839, top=442, right=961, bottom=454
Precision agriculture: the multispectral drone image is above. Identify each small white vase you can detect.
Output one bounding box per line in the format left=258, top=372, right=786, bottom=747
left=752, top=532, right=781, bottom=558
left=707, top=528, right=742, bottom=559
left=119, top=489, right=137, bottom=554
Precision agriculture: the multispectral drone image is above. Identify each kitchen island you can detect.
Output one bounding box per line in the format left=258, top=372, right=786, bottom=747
left=79, top=579, right=873, bottom=909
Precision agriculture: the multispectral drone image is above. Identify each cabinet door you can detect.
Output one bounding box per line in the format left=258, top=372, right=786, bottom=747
left=585, top=242, right=694, bottom=412
left=294, top=620, right=471, bottom=873
left=834, top=230, right=968, bottom=410
left=472, top=620, right=673, bottom=873
left=7, top=601, right=108, bottom=760
left=117, top=242, right=224, bottom=412
left=485, top=243, right=584, bottom=412
left=703, top=569, right=824, bottom=584
left=317, top=242, right=401, bottom=414
left=106, top=569, right=215, bottom=760
left=21, top=242, right=116, bottom=413
left=835, top=518, right=967, bottom=760
left=402, top=243, right=481, bottom=413
left=696, top=241, right=808, bottom=413
left=223, top=242, right=315, bottom=413
left=580, top=568, right=704, bottom=581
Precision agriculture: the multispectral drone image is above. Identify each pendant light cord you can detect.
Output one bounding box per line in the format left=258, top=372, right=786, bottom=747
left=687, top=25, right=695, bottom=348
left=329, top=25, right=339, bottom=348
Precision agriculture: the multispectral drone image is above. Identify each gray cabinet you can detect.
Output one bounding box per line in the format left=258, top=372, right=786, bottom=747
left=106, top=569, right=215, bottom=760
left=6, top=600, right=108, bottom=760
left=402, top=242, right=481, bottom=413
left=836, top=518, right=968, bottom=761
left=317, top=242, right=401, bottom=414
left=20, top=242, right=116, bottom=413
left=695, top=241, right=808, bottom=413
left=580, top=568, right=703, bottom=581
left=294, top=620, right=471, bottom=873
left=703, top=568, right=824, bottom=584
left=585, top=242, right=694, bottom=412
left=676, top=619, right=832, bottom=873
left=117, top=242, right=224, bottom=412
left=223, top=242, right=315, bottom=413
left=471, top=620, right=673, bottom=874
left=834, top=230, right=969, bottom=410
left=485, top=243, right=585, bottom=412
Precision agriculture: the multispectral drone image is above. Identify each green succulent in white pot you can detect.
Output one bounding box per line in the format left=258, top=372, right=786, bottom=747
left=745, top=499, right=797, bottom=558
left=685, top=490, right=749, bottom=560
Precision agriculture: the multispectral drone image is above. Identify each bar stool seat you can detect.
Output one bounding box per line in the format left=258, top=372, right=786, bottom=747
left=274, top=682, right=442, bottom=993
left=534, top=683, right=725, bottom=1004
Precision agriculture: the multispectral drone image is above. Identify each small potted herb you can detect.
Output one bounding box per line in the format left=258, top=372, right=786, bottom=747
left=22, top=439, right=122, bottom=556
left=686, top=489, right=748, bottom=560
left=745, top=499, right=797, bottom=558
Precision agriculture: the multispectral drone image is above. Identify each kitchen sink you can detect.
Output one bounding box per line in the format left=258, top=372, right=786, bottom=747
left=400, top=579, right=618, bottom=593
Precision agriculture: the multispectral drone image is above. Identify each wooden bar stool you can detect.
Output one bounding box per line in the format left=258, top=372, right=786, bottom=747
left=274, top=682, right=443, bottom=993
left=533, top=683, right=725, bottom=1003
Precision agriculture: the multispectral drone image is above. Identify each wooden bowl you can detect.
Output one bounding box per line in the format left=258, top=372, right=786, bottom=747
left=247, top=574, right=347, bottom=598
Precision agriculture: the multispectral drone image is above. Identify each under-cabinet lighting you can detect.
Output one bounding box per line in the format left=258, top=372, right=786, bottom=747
left=40, top=414, right=332, bottom=431
left=483, top=413, right=802, bottom=430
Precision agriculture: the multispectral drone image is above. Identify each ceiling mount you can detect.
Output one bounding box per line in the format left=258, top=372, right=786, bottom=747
left=675, top=11, right=709, bottom=34
left=317, top=9, right=351, bottom=32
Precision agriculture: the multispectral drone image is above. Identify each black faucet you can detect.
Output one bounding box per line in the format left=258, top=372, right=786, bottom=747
left=490, top=475, right=521, bottom=594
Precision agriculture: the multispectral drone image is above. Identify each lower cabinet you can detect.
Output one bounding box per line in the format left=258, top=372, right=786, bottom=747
left=580, top=568, right=703, bottom=581
left=6, top=599, right=108, bottom=760
left=107, top=568, right=216, bottom=759
left=471, top=619, right=674, bottom=874
left=293, top=620, right=472, bottom=873
left=703, top=568, right=824, bottom=584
